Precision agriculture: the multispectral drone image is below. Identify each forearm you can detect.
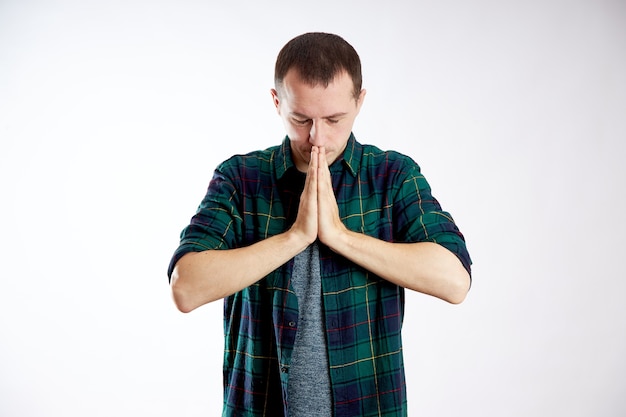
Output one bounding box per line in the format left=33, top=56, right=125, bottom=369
left=328, top=230, right=470, bottom=304
left=171, top=230, right=310, bottom=312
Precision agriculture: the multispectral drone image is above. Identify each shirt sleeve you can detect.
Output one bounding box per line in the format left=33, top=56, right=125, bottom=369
left=394, top=158, right=472, bottom=275
left=167, top=164, right=242, bottom=280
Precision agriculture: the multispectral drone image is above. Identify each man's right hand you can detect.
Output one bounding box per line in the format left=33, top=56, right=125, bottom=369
left=289, top=146, right=320, bottom=245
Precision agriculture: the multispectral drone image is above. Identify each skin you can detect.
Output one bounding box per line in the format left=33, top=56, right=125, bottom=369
left=170, top=69, right=470, bottom=313
left=271, top=69, right=366, bottom=172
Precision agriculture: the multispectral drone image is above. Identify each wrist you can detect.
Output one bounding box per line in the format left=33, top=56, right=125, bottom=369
left=320, top=223, right=351, bottom=253
left=284, top=226, right=316, bottom=252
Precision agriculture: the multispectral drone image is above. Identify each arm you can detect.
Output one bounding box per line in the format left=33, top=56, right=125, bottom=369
left=171, top=231, right=310, bottom=312
left=325, top=232, right=470, bottom=304
left=316, top=147, right=470, bottom=304
left=170, top=151, right=320, bottom=313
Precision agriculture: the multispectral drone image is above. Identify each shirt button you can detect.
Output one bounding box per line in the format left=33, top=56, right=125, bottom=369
left=281, top=366, right=289, bottom=373
left=288, top=321, right=296, bottom=327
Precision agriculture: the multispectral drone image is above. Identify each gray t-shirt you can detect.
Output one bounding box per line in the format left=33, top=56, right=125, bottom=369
left=287, top=242, right=332, bottom=416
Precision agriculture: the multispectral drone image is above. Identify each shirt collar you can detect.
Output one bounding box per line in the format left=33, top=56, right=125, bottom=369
left=275, top=136, right=295, bottom=179
left=339, top=133, right=360, bottom=177
left=275, top=133, right=361, bottom=179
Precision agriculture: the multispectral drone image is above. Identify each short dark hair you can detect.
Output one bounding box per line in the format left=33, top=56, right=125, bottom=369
left=274, top=32, right=362, bottom=100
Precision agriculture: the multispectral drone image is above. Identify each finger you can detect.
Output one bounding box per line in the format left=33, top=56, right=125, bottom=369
left=310, top=146, right=319, bottom=170
left=317, top=146, right=327, bottom=170
left=317, top=147, right=332, bottom=195
left=292, top=146, right=319, bottom=243
left=307, top=146, right=319, bottom=190
left=302, top=145, right=315, bottom=182
left=315, top=147, right=343, bottom=244
left=301, top=146, right=318, bottom=222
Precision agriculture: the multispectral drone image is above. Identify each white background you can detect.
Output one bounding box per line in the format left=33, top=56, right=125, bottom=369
left=1, top=0, right=625, bottom=415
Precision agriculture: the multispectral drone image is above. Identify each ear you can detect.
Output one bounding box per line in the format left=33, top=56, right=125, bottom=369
left=270, top=88, right=281, bottom=114
left=356, top=88, right=367, bottom=112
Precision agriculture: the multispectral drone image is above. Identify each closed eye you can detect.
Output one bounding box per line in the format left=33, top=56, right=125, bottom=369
left=290, top=112, right=346, bottom=125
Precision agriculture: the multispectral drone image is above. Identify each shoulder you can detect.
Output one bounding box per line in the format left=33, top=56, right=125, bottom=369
left=358, top=141, right=422, bottom=176
left=216, top=144, right=281, bottom=178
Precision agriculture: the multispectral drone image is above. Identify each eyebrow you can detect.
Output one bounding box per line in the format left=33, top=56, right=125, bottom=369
left=290, top=111, right=348, bottom=120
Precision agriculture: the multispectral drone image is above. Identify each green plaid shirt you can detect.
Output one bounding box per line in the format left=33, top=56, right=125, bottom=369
left=169, top=134, right=471, bottom=416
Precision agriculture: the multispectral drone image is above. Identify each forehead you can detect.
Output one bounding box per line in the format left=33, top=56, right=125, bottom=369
left=279, top=68, right=356, bottom=113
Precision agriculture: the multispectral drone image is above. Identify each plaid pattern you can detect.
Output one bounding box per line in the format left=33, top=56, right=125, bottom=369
left=168, top=134, right=471, bottom=416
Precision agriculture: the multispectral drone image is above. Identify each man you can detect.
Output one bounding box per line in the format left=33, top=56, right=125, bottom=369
left=168, top=32, right=471, bottom=417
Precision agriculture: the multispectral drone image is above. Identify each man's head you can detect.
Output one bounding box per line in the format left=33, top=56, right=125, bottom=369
left=271, top=33, right=366, bottom=172
left=274, top=32, right=362, bottom=101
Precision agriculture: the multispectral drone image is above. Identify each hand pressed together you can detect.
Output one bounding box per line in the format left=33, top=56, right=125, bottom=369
left=290, top=146, right=348, bottom=248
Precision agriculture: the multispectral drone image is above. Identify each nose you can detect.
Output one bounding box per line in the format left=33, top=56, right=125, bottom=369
left=308, top=120, right=326, bottom=146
